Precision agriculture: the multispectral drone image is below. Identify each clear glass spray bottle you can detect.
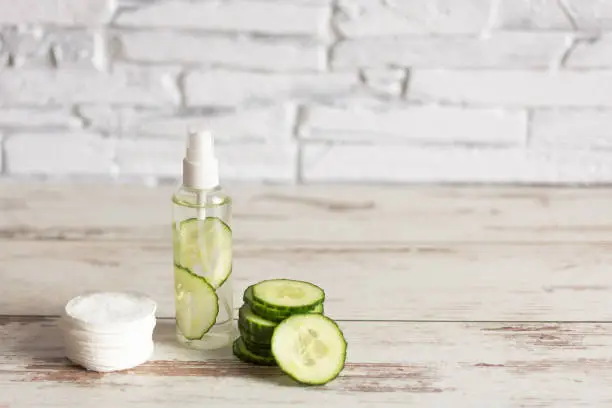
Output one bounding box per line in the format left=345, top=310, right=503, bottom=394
left=172, top=130, right=234, bottom=350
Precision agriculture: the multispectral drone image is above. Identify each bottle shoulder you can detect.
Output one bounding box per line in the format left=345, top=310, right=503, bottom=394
left=172, top=185, right=232, bottom=208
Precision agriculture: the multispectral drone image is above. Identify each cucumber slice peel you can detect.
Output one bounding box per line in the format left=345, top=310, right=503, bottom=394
left=175, top=217, right=232, bottom=289
left=240, top=331, right=272, bottom=357
left=271, top=314, right=347, bottom=385
left=243, top=286, right=323, bottom=322
left=311, top=303, right=324, bottom=314
left=174, top=264, right=219, bottom=340
left=238, top=321, right=272, bottom=345
left=237, top=301, right=323, bottom=346
left=242, top=338, right=274, bottom=358
left=238, top=304, right=277, bottom=338
left=233, top=337, right=276, bottom=366
left=253, top=279, right=324, bottom=311
left=243, top=286, right=285, bottom=322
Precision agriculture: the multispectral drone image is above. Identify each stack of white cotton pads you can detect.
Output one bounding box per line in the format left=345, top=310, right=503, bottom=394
left=60, top=291, right=157, bottom=372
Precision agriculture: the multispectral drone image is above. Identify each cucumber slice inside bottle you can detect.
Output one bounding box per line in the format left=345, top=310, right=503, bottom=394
left=175, top=217, right=232, bottom=289
left=252, top=279, right=324, bottom=313
left=233, top=337, right=277, bottom=366
left=174, top=264, right=219, bottom=340
left=271, top=314, right=347, bottom=385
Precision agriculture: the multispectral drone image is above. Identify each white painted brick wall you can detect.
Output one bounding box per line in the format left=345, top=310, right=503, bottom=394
left=409, top=70, right=612, bottom=107
left=494, top=0, right=574, bottom=30
left=301, top=145, right=612, bottom=183
left=5, top=132, right=115, bottom=175
left=1, top=28, right=96, bottom=68
left=116, top=139, right=297, bottom=182
left=79, top=105, right=295, bottom=142
left=532, top=109, right=612, bottom=149
left=0, top=66, right=180, bottom=106
left=0, top=108, right=82, bottom=129
left=184, top=70, right=358, bottom=106
left=360, top=69, right=405, bottom=97
left=566, top=35, right=612, bottom=67
left=118, top=31, right=325, bottom=71
left=0, top=0, right=611, bottom=184
left=114, top=0, right=331, bottom=38
left=300, top=105, right=526, bottom=145
left=335, top=0, right=492, bottom=37
left=0, top=0, right=112, bottom=25
left=565, top=0, right=612, bottom=32
left=334, top=33, right=570, bottom=69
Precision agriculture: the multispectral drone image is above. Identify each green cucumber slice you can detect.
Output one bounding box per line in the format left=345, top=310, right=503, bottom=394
left=312, top=303, right=324, bottom=314
left=174, top=264, right=219, bottom=340
left=233, top=337, right=276, bottom=366
left=271, top=314, right=347, bottom=385
left=243, top=286, right=284, bottom=322
left=242, top=337, right=273, bottom=358
left=252, top=279, right=324, bottom=312
left=243, top=286, right=324, bottom=322
left=238, top=304, right=277, bottom=338
left=238, top=321, right=272, bottom=345
left=175, top=217, right=232, bottom=289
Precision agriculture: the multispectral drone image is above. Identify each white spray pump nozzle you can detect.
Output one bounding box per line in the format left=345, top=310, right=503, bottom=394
left=182, top=129, right=219, bottom=190
left=186, top=130, right=211, bottom=161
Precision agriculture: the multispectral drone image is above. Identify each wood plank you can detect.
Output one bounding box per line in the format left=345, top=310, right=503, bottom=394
left=2, top=240, right=612, bottom=320
left=1, top=317, right=611, bottom=407
left=2, top=182, right=612, bottom=244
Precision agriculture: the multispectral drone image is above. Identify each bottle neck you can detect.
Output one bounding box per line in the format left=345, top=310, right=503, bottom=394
left=182, top=157, right=219, bottom=190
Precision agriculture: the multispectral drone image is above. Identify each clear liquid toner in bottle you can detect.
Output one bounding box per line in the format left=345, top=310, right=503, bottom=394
left=172, top=130, right=234, bottom=350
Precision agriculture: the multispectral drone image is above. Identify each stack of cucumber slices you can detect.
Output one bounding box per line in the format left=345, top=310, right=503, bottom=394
left=234, top=279, right=347, bottom=386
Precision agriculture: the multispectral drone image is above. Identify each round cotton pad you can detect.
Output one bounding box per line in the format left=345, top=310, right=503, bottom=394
left=66, top=341, right=154, bottom=372
left=63, top=291, right=157, bottom=332
left=61, top=291, right=157, bottom=372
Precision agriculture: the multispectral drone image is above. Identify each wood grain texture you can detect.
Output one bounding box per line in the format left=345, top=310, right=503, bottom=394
left=1, top=240, right=612, bottom=320
left=1, top=183, right=612, bottom=320
left=1, top=183, right=612, bottom=243
left=1, top=317, right=611, bottom=407
left=1, top=183, right=610, bottom=406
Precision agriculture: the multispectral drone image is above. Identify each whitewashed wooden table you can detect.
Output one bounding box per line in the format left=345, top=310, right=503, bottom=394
left=2, top=182, right=612, bottom=407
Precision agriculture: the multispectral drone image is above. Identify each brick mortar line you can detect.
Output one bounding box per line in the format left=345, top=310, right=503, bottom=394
left=557, top=0, right=579, bottom=30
